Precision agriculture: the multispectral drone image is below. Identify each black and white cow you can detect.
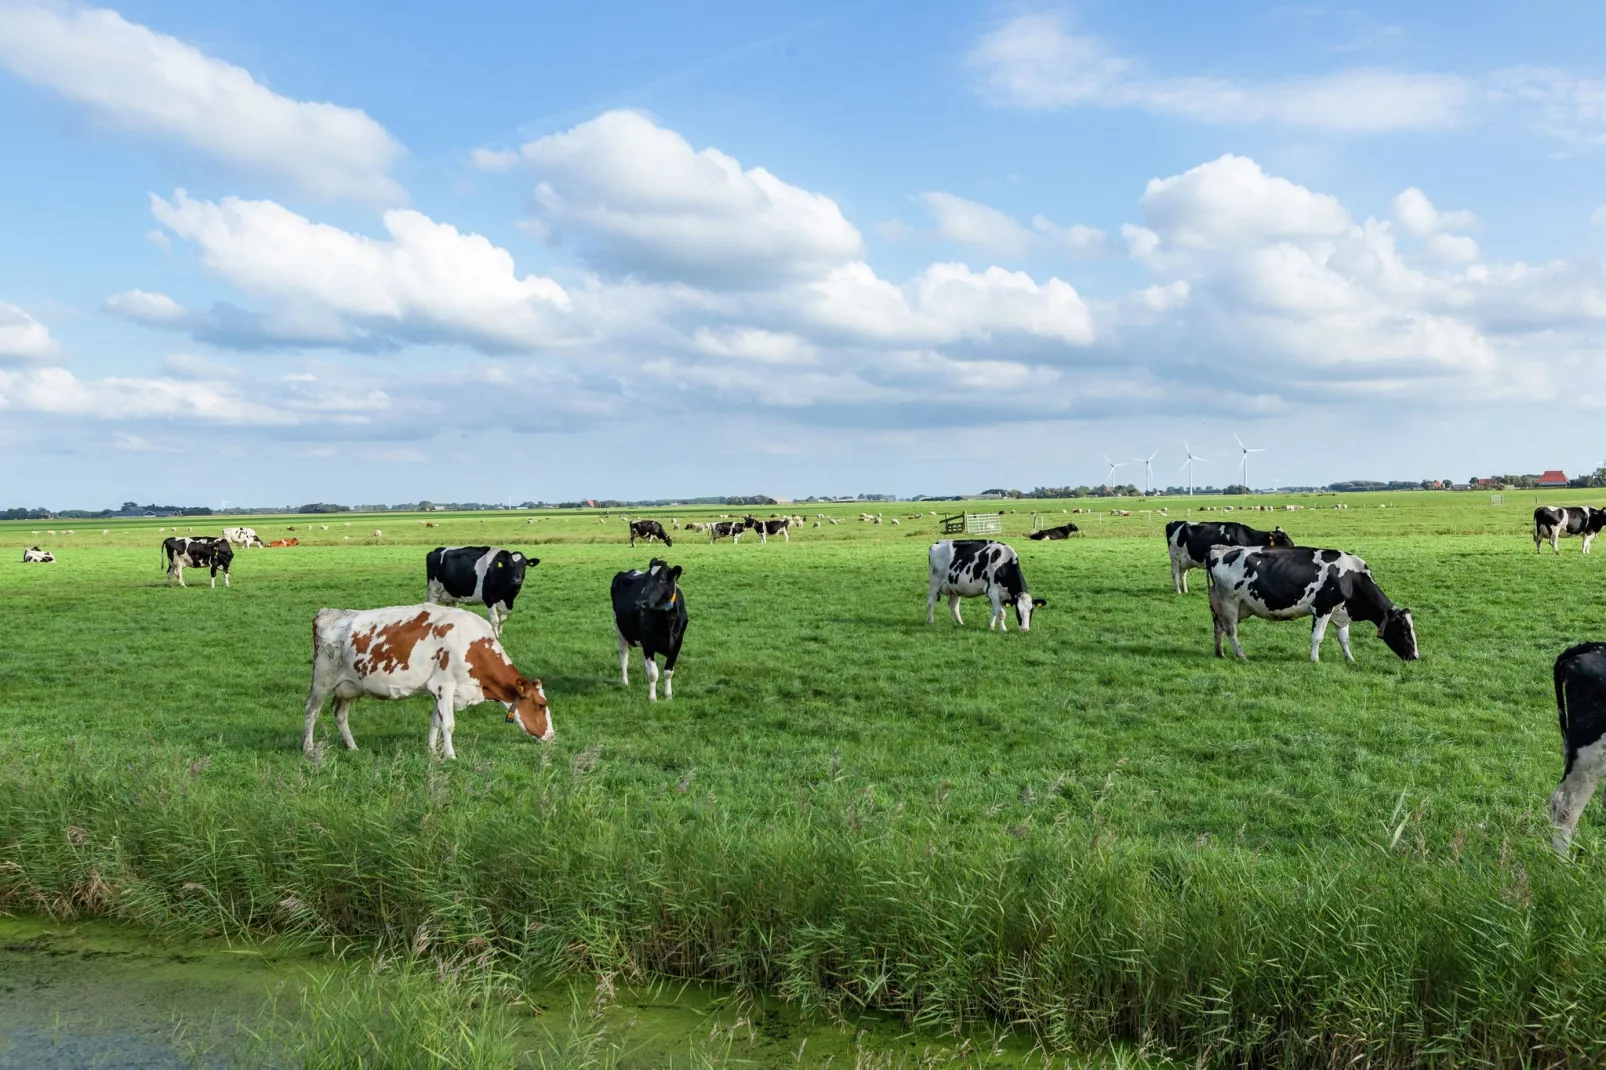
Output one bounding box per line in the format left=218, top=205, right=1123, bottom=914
left=708, top=520, right=746, bottom=544
left=425, top=546, right=539, bottom=637
left=1549, top=642, right=1606, bottom=855
left=629, top=519, right=672, bottom=548
left=611, top=559, right=688, bottom=701
left=742, top=516, right=790, bottom=544
left=22, top=546, right=53, bottom=562
left=926, top=540, right=1045, bottom=632
left=1534, top=506, right=1606, bottom=555
left=1166, top=520, right=1294, bottom=594
left=1029, top=523, right=1079, bottom=541
left=1204, top=546, right=1418, bottom=662
left=162, top=536, right=234, bottom=588
left=222, top=526, right=265, bottom=548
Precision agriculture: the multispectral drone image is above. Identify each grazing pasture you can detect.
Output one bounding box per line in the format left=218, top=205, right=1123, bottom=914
left=5, top=492, right=1606, bottom=1066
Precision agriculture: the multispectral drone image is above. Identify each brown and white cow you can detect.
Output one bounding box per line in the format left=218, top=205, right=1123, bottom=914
left=303, top=604, right=553, bottom=761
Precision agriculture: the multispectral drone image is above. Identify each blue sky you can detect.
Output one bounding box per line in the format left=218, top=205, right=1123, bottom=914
left=4, top=1, right=1606, bottom=506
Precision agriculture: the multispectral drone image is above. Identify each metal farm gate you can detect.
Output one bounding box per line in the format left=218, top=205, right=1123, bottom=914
left=940, top=512, right=1003, bottom=536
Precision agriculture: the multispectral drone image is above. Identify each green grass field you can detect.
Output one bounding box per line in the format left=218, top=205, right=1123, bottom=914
left=5, top=490, right=1606, bottom=1066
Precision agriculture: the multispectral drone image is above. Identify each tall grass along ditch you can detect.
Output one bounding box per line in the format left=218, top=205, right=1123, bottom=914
left=4, top=743, right=1604, bottom=1068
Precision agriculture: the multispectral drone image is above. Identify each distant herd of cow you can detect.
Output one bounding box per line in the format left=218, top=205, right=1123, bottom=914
left=17, top=505, right=1606, bottom=855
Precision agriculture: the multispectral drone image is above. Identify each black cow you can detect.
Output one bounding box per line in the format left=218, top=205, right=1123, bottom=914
left=1166, top=520, right=1294, bottom=594
left=162, top=536, right=234, bottom=588
left=742, top=516, right=791, bottom=544
left=1534, top=506, right=1606, bottom=555
left=629, top=519, right=672, bottom=548
left=611, top=558, right=688, bottom=701
left=1205, top=546, right=1418, bottom=662
left=1029, top=523, right=1079, bottom=541
left=425, top=546, right=539, bottom=637
left=708, top=520, right=746, bottom=544
left=1550, top=642, right=1606, bottom=855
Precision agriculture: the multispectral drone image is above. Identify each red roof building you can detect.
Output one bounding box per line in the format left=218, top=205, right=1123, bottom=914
left=1538, top=470, right=1569, bottom=487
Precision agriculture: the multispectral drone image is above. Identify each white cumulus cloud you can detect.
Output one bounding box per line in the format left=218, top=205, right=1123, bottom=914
left=492, top=110, right=864, bottom=287
left=0, top=302, right=59, bottom=360
left=0, top=2, right=404, bottom=203
left=150, top=191, right=578, bottom=352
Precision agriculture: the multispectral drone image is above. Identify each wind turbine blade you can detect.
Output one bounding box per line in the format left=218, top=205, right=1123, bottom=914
left=1180, top=458, right=1191, bottom=471
left=1234, top=433, right=1246, bottom=451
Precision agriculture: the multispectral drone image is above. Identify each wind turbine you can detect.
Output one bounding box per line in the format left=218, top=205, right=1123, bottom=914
left=1133, top=450, right=1158, bottom=495
left=1180, top=441, right=1207, bottom=497
left=219, top=497, right=231, bottom=512
left=1103, top=455, right=1129, bottom=489
left=1235, top=433, right=1265, bottom=492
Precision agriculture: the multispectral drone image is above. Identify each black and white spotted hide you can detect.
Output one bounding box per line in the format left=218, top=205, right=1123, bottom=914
left=926, top=539, right=1045, bottom=632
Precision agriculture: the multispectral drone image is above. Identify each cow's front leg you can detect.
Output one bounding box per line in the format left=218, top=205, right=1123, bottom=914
left=988, top=592, right=1006, bottom=631
left=1309, top=613, right=1331, bottom=662
left=1554, top=530, right=1563, bottom=556
left=617, top=630, right=631, bottom=685
left=333, top=696, right=358, bottom=750
left=1586, top=531, right=1598, bottom=555
left=1335, top=622, right=1355, bottom=662
left=643, top=650, right=660, bottom=702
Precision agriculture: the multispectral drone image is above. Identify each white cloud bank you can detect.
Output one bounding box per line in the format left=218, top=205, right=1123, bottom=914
left=0, top=302, right=59, bottom=360
left=966, top=13, right=1469, bottom=131
left=0, top=2, right=404, bottom=202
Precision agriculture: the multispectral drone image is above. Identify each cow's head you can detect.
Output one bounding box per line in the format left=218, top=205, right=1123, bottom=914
left=505, top=677, right=554, bottom=741
left=636, top=560, right=683, bottom=612
left=1015, top=594, right=1047, bottom=631
left=1378, top=607, right=1419, bottom=661
left=1267, top=527, right=1295, bottom=548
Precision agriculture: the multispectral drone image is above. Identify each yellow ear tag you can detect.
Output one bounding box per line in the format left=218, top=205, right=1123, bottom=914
left=669, top=592, right=676, bottom=604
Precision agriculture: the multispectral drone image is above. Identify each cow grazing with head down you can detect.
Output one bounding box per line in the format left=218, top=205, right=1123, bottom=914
left=162, top=536, right=234, bottom=588
left=1205, top=546, right=1418, bottom=662
left=1029, top=523, right=1079, bottom=541
left=425, top=546, right=538, bottom=638
left=22, top=547, right=53, bottom=562
left=927, top=540, right=1045, bottom=632
left=629, top=519, right=672, bottom=548
left=1548, top=642, right=1606, bottom=855
left=1166, top=520, right=1294, bottom=594
left=742, top=516, right=790, bottom=544
left=611, top=559, right=688, bottom=701
left=222, top=526, right=265, bottom=548
left=1534, top=506, right=1606, bottom=555
left=303, top=604, right=552, bottom=761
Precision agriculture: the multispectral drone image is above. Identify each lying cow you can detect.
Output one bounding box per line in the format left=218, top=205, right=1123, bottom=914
left=22, top=546, right=53, bottom=562
left=629, top=519, right=673, bottom=548
left=1534, top=506, right=1606, bottom=555
left=708, top=520, right=746, bottom=544
left=742, top=516, right=790, bottom=544
left=1550, top=642, right=1606, bottom=855
left=926, top=540, right=1045, bottom=632
left=303, top=604, right=552, bottom=761
left=1029, top=523, right=1079, bottom=541
left=1166, top=520, right=1294, bottom=594
left=222, top=526, right=265, bottom=548
left=425, top=546, right=539, bottom=637
left=162, top=536, right=234, bottom=588
left=1205, top=546, right=1418, bottom=662
left=611, top=559, right=688, bottom=701
left=268, top=538, right=299, bottom=547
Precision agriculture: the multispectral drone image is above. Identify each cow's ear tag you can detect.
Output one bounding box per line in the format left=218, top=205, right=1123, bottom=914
left=669, top=592, right=677, bottom=604
left=496, top=561, right=503, bottom=568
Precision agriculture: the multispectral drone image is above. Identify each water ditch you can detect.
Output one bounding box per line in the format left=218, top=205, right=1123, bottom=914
left=0, top=915, right=1146, bottom=1068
